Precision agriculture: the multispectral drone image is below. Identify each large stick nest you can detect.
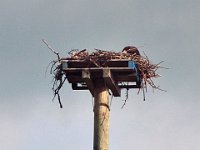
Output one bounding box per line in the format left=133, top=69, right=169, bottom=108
left=43, top=40, right=166, bottom=108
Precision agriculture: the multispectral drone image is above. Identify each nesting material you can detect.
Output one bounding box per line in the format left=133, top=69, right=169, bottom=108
left=43, top=39, right=165, bottom=108
left=61, top=48, right=163, bottom=90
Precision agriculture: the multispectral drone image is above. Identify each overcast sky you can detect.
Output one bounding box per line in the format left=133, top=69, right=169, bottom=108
left=0, top=0, right=200, bottom=150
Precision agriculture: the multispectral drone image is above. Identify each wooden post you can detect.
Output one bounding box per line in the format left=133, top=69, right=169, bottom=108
left=61, top=60, right=141, bottom=149
left=93, top=79, right=110, bottom=150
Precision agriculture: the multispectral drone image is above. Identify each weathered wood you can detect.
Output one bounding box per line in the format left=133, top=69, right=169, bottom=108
left=71, top=83, right=140, bottom=90
left=63, top=59, right=137, bottom=68
left=82, top=69, right=95, bottom=96
left=93, top=79, right=109, bottom=150
left=66, top=73, right=138, bottom=83
left=103, top=68, right=120, bottom=97
left=63, top=67, right=137, bottom=73
left=62, top=60, right=141, bottom=90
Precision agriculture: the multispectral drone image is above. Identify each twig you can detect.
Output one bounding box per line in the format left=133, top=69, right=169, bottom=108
left=42, top=39, right=60, bottom=60
left=141, top=81, right=146, bottom=101
left=52, top=76, right=67, bottom=108
left=121, top=87, right=129, bottom=108
left=45, top=60, right=55, bottom=77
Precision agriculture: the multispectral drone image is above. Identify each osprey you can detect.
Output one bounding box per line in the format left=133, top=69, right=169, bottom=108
left=122, top=46, right=140, bottom=56
left=75, top=49, right=88, bottom=57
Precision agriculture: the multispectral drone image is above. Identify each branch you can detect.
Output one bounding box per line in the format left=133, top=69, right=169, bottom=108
left=121, top=86, right=129, bottom=108
left=42, top=39, right=60, bottom=60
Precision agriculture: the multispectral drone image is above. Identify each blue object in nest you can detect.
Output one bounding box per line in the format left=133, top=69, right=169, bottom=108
left=128, top=61, right=140, bottom=82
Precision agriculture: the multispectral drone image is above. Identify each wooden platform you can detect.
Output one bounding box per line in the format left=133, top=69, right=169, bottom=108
left=61, top=60, right=141, bottom=97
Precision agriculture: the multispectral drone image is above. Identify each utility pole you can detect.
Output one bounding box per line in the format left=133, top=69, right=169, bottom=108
left=93, top=79, right=109, bottom=150
left=62, top=60, right=141, bottom=150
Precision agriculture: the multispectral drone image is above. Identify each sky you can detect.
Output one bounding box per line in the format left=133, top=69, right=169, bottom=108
left=0, top=0, right=200, bottom=150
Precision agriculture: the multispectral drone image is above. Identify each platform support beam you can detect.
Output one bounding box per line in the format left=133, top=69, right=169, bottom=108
left=82, top=69, right=95, bottom=96
left=103, top=68, right=121, bottom=97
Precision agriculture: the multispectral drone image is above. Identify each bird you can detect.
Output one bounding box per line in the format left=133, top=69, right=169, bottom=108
left=122, top=46, right=140, bottom=56
left=76, top=49, right=89, bottom=57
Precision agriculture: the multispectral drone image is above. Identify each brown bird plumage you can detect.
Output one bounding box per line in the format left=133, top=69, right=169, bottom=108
left=122, top=46, right=140, bottom=56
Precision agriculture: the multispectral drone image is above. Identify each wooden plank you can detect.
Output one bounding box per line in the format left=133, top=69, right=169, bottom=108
left=71, top=83, right=140, bottom=90
left=67, top=76, right=83, bottom=83
left=67, top=74, right=138, bottom=83
left=62, top=59, right=131, bottom=63
left=72, top=83, right=88, bottom=90
left=65, top=69, right=138, bottom=83
left=62, top=60, right=138, bottom=69
left=63, top=67, right=136, bottom=73
left=103, top=68, right=121, bottom=97
left=82, top=69, right=95, bottom=97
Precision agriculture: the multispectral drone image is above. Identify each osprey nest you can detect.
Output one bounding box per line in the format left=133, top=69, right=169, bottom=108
left=43, top=40, right=166, bottom=108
